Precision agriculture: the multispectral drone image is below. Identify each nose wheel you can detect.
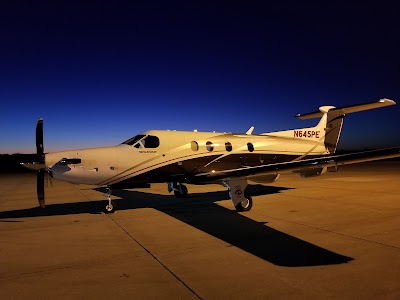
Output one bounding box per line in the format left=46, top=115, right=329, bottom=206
left=103, top=188, right=115, bottom=213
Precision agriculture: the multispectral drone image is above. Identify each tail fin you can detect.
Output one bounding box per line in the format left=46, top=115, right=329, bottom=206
left=296, top=98, right=395, bottom=153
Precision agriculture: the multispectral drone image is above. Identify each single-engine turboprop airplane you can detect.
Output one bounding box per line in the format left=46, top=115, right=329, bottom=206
left=22, top=99, right=400, bottom=213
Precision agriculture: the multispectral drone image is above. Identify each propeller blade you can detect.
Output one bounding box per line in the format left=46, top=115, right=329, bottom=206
left=36, top=118, right=46, bottom=208
left=36, top=118, right=45, bottom=164
left=37, top=169, right=45, bottom=208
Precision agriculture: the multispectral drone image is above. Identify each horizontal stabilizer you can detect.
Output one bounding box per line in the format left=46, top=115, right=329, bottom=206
left=296, top=98, right=395, bottom=120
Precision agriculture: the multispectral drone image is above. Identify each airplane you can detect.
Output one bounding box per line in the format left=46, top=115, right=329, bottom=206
left=22, top=98, right=400, bottom=213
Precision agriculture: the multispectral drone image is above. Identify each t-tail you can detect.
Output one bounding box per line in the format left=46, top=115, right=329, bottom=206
left=266, top=98, right=396, bottom=154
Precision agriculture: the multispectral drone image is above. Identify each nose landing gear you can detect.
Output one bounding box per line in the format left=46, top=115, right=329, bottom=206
left=103, top=187, right=115, bottom=213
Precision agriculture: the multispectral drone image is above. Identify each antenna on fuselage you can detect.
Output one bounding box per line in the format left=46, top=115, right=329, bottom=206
left=246, top=126, right=254, bottom=135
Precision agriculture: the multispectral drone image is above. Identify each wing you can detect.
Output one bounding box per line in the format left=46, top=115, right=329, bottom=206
left=193, top=147, right=400, bottom=181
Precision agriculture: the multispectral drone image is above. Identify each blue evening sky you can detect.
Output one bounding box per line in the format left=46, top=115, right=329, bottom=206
left=1, top=1, right=399, bottom=154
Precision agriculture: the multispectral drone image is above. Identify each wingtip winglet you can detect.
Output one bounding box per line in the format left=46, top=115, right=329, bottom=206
left=379, top=98, right=396, bottom=105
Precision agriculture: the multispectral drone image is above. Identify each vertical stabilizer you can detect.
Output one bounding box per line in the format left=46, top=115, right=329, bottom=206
left=323, top=109, right=344, bottom=153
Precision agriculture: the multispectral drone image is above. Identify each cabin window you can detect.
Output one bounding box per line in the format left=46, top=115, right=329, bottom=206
left=247, top=142, right=254, bottom=152
left=206, top=141, right=214, bottom=152
left=191, top=141, right=199, bottom=151
left=225, top=142, right=232, bottom=152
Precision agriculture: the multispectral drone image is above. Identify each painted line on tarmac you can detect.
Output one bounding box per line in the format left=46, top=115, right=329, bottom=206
left=107, top=215, right=203, bottom=300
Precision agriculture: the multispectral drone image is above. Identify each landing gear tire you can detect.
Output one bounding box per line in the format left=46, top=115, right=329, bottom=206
left=174, top=184, right=188, bottom=198
left=103, top=201, right=115, bottom=213
left=235, top=194, right=253, bottom=212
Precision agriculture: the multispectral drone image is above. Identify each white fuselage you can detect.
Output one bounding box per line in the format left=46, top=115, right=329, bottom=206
left=45, top=129, right=329, bottom=186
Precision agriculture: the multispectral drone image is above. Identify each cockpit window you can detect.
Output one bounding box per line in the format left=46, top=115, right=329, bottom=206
left=122, top=135, right=160, bottom=148
left=142, top=135, right=160, bottom=148
left=123, top=135, right=145, bottom=146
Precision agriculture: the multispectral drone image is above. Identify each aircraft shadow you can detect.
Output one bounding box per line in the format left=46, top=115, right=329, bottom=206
left=0, top=184, right=353, bottom=267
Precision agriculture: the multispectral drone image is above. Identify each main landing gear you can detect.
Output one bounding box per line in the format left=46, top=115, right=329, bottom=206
left=103, top=187, right=115, bottom=213
left=235, top=193, right=253, bottom=212
left=168, top=180, right=253, bottom=212
left=223, top=178, right=253, bottom=212
left=168, top=182, right=188, bottom=198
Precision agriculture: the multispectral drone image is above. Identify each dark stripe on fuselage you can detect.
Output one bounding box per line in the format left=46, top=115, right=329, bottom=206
left=110, top=153, right=323, bottom=188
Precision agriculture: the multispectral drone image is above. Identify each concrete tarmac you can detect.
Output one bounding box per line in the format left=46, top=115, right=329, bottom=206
left=0, top=162, right=399, bottom=299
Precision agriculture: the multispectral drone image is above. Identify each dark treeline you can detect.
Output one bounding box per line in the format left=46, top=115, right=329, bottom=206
left=0, top=154, right=37, bottom=173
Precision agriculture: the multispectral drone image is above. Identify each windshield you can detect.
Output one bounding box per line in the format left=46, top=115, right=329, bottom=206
left=122, top=135, right=160, bottom=148
left=122, top=135, right=145, bottom=146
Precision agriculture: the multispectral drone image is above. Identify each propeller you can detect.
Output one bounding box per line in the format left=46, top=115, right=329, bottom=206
left=36, top=119, right=46, bottom=208
left=21, top=119, right=47, bottom=208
